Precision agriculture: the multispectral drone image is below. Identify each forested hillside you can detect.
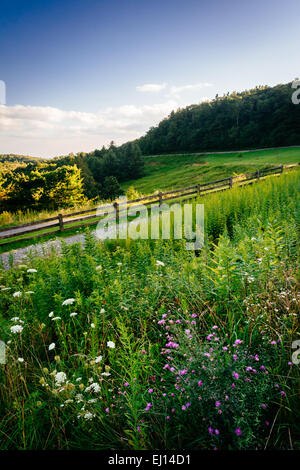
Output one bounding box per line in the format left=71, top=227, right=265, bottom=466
left=136, top=82, right=300, bottom=154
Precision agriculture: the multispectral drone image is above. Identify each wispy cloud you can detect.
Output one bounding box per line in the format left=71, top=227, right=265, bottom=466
left=0, top=81, right=213, bottom=156
left=136, top=82, right=213, bottom=96
left=136, top=83, right=167, bottom=92
left=169, top=83, right=213, bottom=96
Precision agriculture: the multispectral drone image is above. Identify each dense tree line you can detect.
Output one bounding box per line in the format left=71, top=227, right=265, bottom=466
left=136, top=82, right=300, bottom=154
left=0, top=142, right=144, bottom=212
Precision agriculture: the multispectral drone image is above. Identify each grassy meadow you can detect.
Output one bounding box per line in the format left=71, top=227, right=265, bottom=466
left=0, top=170, right=299, bottom=450
left=121, top=147, right=300, bottom=194
left=0, top=146, right=299, bottom=254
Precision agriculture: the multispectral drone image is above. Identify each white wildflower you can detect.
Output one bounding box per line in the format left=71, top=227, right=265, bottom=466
left=75, top=377, right=82, bottom=382
left=49, top=312, right=54, bottom=318
left=48, top=343, right=55, bottom=351
left=100, top=308, right=105, bottom=314
left=90, top=323, right=95, bottom=328
left=101, top=372, right=111, bottom=377
left=95, top=355, right=103, bottom=363
left=85, top=382, right=101, bottom=393
left=25, top=291, right=35, bottom=294
left=10, top=317, right=19, bottom=322
left=70, top=312, right=78, bottom=317
left=10, top=325, right=23, bottom=334
left=55, top=372, right=67, bottom=386
left=1, top=287, right=11, bottom=291
left=156, top=260, right=165, bottom=266
left=62, top=298, right=75, bottom=306
left=83, top=412, right=94, bottom=420
left=52, top=317, right=61, bottom=321
left=17, top=358, right=24, bottom=363
left=27, top=269, right=37, bottom=273
left=107, top=341, right=115, bottom=349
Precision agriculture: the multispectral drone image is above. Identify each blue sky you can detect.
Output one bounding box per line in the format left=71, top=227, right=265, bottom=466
left=0, top=0, right=299, bottom=157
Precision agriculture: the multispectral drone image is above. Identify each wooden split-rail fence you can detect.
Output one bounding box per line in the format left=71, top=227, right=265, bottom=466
left=0, top=164, right=297, bottom=247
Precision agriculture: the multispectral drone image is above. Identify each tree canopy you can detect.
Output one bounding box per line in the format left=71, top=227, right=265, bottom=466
left=135, top=82, right=300, bottom=154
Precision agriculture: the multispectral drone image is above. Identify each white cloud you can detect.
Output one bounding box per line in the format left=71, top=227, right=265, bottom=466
left=0, top=100, right=178, bottom=157
left=0, top=80, right=214, bottom=157
left=136, top=83, right=167, bottom=93
left=169, top=83, right=213, bottom=96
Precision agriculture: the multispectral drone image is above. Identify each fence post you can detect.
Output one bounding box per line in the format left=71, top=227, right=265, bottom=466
left=197, top=183, right=201, bottom=197
left=159, top=191, right=163, bottom=206
left=113, top=201, right=119, bottom=224
left=58, top=214, right=64, bottom=232
left=257, top=169, right=260, bottom=180
left=229, top=177, right=233, bottom=188
left=280, top=164, right=283, bottom=173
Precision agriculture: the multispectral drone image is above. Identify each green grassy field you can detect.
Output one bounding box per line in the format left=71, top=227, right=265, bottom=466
left=121, top=147, right=300, bottom=194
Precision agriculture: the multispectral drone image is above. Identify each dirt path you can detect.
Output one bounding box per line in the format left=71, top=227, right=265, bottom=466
left=0, top=220, right=136, bottom=270
left=0, top=231, right=88, bottom=270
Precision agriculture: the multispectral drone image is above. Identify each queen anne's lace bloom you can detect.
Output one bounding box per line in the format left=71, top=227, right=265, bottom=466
left=62, top=298, right=75, bottom=306
left=55, top=372, right=67, bottom=386
left=13, top=291, right=22, bottom=298
left=85, top=382, right=101, bottom=393
left=10, top=325, right=23, bottom=334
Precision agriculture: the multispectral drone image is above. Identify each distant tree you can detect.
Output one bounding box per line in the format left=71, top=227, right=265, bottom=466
left=126, top=185, right=141, bottom=200
left=99, top=176, right=124, bottom=201
left=45, top=165, right=86, bottom=208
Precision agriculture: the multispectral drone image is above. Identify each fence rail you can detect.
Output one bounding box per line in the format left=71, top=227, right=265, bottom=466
left=0, top=163, right=297, bottom=247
